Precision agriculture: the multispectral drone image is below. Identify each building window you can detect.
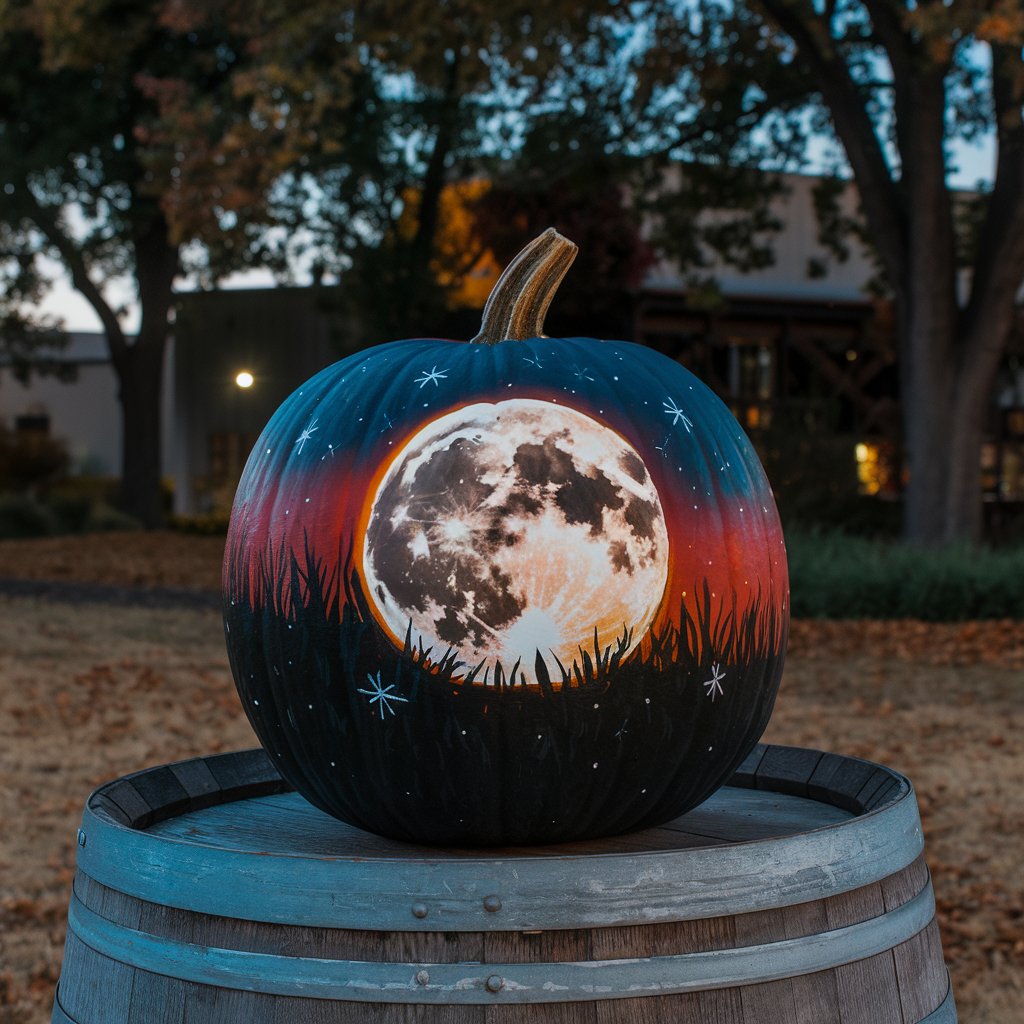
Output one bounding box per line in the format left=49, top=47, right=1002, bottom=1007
left=728, top=343, right=775, bottom=402
left=723, top=341, right=775, bottom=430
left=855, top=440, right=899, bottom=496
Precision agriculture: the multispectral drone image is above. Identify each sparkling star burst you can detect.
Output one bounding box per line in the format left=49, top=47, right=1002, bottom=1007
left=294, top=417, right=319, bottom=454
left=703, top=662, right=726, bottom=701
left=523, top=354, right=543, bottom=368
left=664, top=398, right=694, bottom=433
left=415, top=366, right=449, bottom=388
left=572, top=365, right=595, bottom=381
left=357, top=671, right=410, bottom=718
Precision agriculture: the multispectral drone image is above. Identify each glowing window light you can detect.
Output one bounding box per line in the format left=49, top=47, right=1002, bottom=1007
left=855, top=442, right=882, bottom=495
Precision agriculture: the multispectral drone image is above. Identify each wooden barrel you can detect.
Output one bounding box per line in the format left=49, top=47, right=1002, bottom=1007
left=53, top=744, right=956, bottom=1023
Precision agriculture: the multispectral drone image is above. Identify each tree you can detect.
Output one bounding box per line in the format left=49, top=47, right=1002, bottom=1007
left=0, top=0, right=265, bottom=525
left=472, top=171, right=655, bottom=339
left=637, top=1, right=1024, bottom=544
left=199, top=2, right=647, bottom=345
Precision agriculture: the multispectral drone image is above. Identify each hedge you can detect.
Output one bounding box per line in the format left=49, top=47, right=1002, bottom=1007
left=786, top=530, right=1024, bottom=620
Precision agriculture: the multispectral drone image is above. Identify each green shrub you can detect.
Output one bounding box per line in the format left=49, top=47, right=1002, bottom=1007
left=0, top=488, right=139, bottom=538
left=85, top=502, right=141, bottom=533
left=48, top=492, right=94, bottom=533
left=787, top=530, right=1024, bottom=620
left=167, top=513, right=230, bottom=535
left=0, top=494, right=59, bottom=539
left=47, top=476, right=121, bottom=507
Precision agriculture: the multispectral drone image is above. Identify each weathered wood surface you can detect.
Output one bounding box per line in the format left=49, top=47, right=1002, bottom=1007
left=52, top=744, right=957, bottom=1023
left=71, top=745, right=927, bottom=934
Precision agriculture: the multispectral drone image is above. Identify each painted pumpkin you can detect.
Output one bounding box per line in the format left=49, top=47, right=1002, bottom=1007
left=223, top=230, right=788, bottom=845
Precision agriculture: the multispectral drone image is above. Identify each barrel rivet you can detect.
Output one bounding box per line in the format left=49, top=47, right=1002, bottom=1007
left=77, top=829, right=87, bottom=848
left=485, top=974, right=504, bottom=993
left=415, top=970, right=430, bottom=986
left=483, top=894, right=502, bottom=913
left=411, top=902, right=428, bottom=919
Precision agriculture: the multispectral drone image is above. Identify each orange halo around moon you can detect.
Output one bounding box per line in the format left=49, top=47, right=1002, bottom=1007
left=359, top=399, right=669, bottom=683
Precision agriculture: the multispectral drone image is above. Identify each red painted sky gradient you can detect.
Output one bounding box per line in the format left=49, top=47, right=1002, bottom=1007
left=227, top=401, right=788, bottom=646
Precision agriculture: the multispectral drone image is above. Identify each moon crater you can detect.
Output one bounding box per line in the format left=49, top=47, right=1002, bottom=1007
left=362, top=399, right=669, bottom=680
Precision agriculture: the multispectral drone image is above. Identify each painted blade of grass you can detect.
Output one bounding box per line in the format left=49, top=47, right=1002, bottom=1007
left=534, top=650, right=554, bottom=697
left=549, top=649, right=571, bottom=688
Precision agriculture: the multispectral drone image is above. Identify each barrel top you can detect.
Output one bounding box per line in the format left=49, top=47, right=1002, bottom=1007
left=75, top=744, right=924, bottom=932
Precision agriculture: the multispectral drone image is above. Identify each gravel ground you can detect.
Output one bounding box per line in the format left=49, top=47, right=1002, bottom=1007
left=0, top=532, right=1020, bottom=1022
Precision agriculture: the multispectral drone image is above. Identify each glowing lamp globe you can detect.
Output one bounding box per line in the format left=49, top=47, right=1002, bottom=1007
left=223, top=230, right=788, bottom=845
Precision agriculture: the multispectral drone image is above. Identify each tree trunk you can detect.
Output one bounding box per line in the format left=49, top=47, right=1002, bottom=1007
left=896, top=70, right=962, bottom=546
left=943, top=295, right=1023, bottom=542
left=900, top=300, right=1013, bottom=546
left=899, top=316, right=956, bottom=545
left=943, top=379, right=989, bottom=543
left=114, top=214, right=178, bottom=528
left=119, top=342, right=167, bottom=528
left=400, top=56, right=461, bottom=328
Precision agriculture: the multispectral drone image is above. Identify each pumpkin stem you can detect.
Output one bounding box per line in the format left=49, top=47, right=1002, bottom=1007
left=470, top=228, right=578, bottom=345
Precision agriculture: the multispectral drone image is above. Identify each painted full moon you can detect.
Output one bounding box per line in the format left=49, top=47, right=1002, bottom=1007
left=361, top=399, right=669, bottom=681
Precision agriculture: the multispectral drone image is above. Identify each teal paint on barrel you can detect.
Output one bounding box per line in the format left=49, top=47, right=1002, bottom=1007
left=52, top=745, right=957, bottom=1023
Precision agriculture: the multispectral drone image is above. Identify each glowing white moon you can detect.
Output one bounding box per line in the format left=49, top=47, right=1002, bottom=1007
left=362, top=399, right=669, bottom=681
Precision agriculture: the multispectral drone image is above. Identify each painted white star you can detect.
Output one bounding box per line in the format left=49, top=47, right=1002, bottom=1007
left=572, top=365, right=595, bottom=381
left=703, top=662, right=726, bottom=701
left=295, top=417, right=319, bottom=454
left=523, top=354, right=543, bottom=368
left=664, top=398, right=694, bottom=433
left=415, top=366, right=448, bottom=388
left=357, top=671, right=410, bottom=718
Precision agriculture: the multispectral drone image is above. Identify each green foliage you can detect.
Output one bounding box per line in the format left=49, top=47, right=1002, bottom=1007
left=0, top=494, right=59, bottom=538
left=47, top=492, right=93, bottom=533
left=86, top=502, right=142, bottom=533
left=633, top=1, right=1024, bottom=543
left=168, top=512, right=230, bottom=536
left=0, top=478, right=140, bottom=538
left=788, top=530, right=1024, bottom=620
left=473, top=171, right=654, bottom=331
left=0, top=0, right=273, bottom=525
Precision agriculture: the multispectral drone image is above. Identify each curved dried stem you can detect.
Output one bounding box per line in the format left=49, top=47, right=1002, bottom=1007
left=470, top=228, right=578, bottom=344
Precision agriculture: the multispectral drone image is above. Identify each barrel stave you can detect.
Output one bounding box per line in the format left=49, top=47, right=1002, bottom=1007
left=52, top=746, right=956, bottom=1023
left=58, top=855, right=949, bottom=1023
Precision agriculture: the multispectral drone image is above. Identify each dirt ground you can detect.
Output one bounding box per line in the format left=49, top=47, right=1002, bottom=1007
left=0, top=533, right=1021, bottom=1022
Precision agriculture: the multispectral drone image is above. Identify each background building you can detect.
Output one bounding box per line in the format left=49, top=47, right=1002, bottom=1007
left=5, top=173, right=1023, bottom=524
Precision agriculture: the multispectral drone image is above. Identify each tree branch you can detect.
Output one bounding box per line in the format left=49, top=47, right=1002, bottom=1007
left=20, top=184, right=129, bottom=364
left=756, top=0, right=908, bottom=289
left=960, top=41, right=1024, bottom=358
left=860, top=0, right=915, bottom=81
left=860, top=0, right=917, bottom=174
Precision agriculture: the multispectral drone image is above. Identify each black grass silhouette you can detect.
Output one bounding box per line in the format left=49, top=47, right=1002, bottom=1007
left=223, top=534, right=787, bottom=845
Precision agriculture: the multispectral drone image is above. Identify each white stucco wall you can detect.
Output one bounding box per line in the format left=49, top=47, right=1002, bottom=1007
left=0, top=332, right=175, bottom=479
left=643, top=172, right=877, bottom=301
left=0, top=361, right=120, bottom=474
